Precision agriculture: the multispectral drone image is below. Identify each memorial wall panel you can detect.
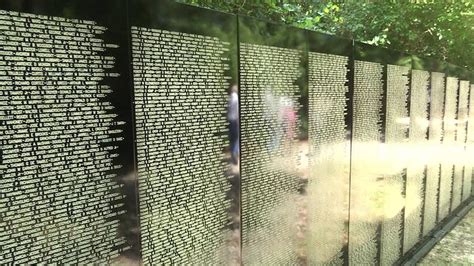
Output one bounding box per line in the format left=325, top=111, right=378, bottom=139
left=382, top=62, right=410, bottom=264
left=349, top=43, right=385, bottom=265
left=350, top=43, right=414, bottom=265
left=403, top=68, right=429, bottom=253
left=438, top=76, right=458, bottom=221
left=306, top=31, right=352, bottom=265
left=411, top=56, right=447, bottom=237
left=129, top=0, right=238, bottom=264
left=238, top=16, right=306, bottom=265
left=0, top=0, right=136, bottom=264
left=455, top=68, right=473, bottom=203
left=451, top=79, right=469, bottom=210
left=0, top=1, right=473, bottom=264
left=464, top=82, right=474, bottom=200
left=424, top=71, right=445, bottom=236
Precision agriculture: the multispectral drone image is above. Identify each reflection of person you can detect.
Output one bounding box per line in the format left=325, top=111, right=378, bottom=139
left=263, top=89, right=280, bottom=153
left=282, top=98, right=296, bottom=141
left=263, top=92, right=297, bottom=153
left=228, top=85, right=239, bottom=165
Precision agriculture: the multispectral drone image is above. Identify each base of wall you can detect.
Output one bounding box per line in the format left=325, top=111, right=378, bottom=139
left=399, top=197, right=474, bottom=265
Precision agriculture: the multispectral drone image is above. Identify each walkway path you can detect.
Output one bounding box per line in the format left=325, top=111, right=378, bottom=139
left=419, top=208, right=473, bottom=265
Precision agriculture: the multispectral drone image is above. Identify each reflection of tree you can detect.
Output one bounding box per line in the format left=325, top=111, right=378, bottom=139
left=179, top=0, right=474, bottom=70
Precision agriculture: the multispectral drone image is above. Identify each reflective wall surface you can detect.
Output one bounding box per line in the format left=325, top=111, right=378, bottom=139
left=0, top=0, right=473, bottom=264
left=404, top=66, right=429, bottom=254
left=238, top=16, right=306, bottom=265
left=349, top=43, right=386, bottom=265
left=306, top=30, right=352, bottom=265
left=129, top=0, right=238, bottom=264
left=0, top=0, right=137, bottom=263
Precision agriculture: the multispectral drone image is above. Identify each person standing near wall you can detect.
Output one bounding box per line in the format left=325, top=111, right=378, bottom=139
left=228, top=84, right=240, bottom=165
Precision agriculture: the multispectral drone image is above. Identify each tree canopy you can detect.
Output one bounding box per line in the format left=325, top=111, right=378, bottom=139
left=178, top=0, right=474, bottom=70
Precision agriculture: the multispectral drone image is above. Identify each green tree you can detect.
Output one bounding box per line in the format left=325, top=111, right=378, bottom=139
left=336, top=1, right=474, bottom=69
left=177, top=0, right=474, bottom=69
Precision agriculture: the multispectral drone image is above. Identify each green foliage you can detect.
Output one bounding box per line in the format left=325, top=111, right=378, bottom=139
left=177, top=0, right=474, bottom=69
left=337, top=1, right=474, bottom=69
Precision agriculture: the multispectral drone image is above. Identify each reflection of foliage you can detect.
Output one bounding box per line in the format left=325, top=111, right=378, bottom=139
left=178, top=0, right=474, bottom=69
